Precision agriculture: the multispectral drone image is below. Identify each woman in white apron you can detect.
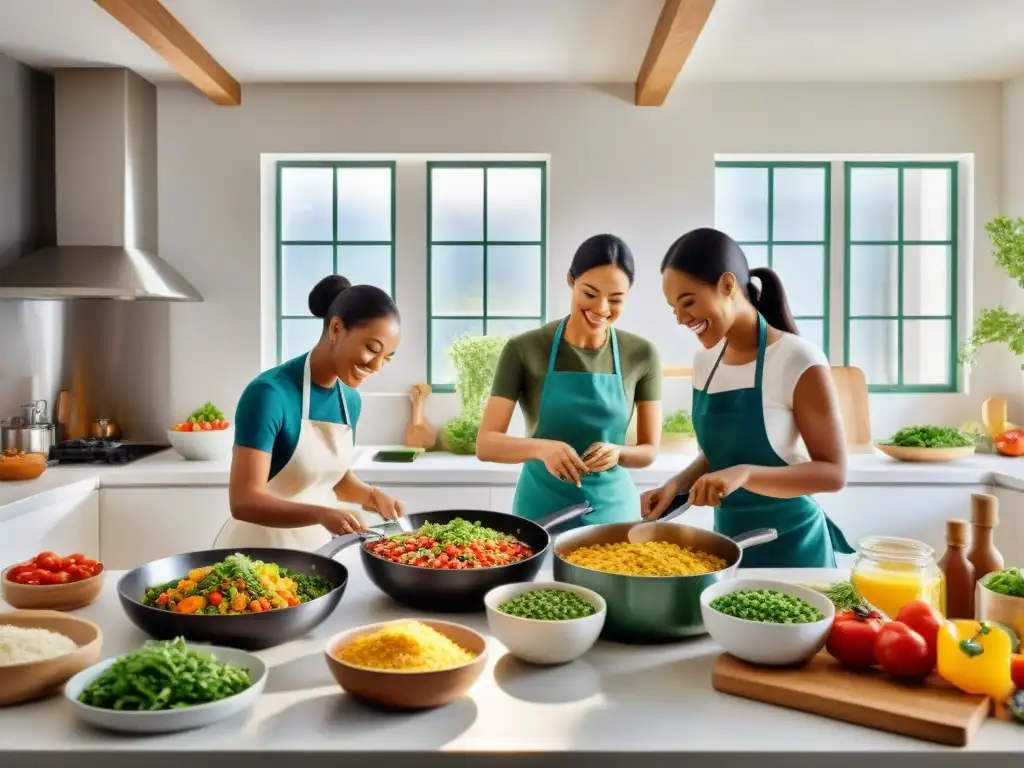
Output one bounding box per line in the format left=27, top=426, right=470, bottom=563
left=216, top=275, right=405, bottom=551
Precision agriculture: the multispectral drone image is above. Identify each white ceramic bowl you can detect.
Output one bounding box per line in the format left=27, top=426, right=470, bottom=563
left=64, top=644, right=266, bottom=733
left=167, top=426, right=234, bottom=461
left=700, top=578, right=835, bottom=666
left=484, top=581, right=606, bottom=665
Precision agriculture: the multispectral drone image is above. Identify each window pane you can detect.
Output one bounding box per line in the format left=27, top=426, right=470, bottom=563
left=903, top=168, right=951, bottom=241
left=337, top=245, right=391, bottom=295
left=903, top=320, right=951, bottom=386
left=849, top=168, right=898, bottom=241
left=772, top=167, right=826, bottom=241
left=795, top=318, right=824, bottom=351
left=432, top=245, right=483, bottom=316
left=432, top=318, right=484, bottom=387
left=849, top=245, right=898, bottom=316
left=487, top=245, right=542, bottom=316
left=281, top=318, right=323, bottom=362
left=336, top=167, right=391, bottom=242
left=903, top=245, right=950, bottom=316
left=487, top=318, right=541, bottom=338
left=486, top=167, right=542, bottom=242
left=771, top=245, right=824, bottom=316
left=849, top=320, right=898, bottom=386
left=715, top=167, right=769, bottom=242
left=280, top=245, right=332, bottom=316
left=431, top=167, right=483, bottom=241
left=280, top=167, right=333, bottom=241
left=741, top=244, right=769, bottom=269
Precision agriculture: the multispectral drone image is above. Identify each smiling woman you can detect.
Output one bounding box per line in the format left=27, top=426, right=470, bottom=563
left=216, top=275, right=408, bottom=553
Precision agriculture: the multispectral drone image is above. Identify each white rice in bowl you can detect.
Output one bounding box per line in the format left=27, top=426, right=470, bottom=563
left=0, top=624, right=77, bottom=666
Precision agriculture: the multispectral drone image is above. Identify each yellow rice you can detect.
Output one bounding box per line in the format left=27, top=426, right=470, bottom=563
left=563, top=541, right=727, bottom=577
left=334, top=620, right=476, bottom=671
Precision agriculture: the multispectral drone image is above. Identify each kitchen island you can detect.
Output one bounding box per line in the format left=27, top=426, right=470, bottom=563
left=0, top=553, right=1020, bottom=768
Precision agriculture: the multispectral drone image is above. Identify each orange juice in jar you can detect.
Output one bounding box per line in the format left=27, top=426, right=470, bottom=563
left=850, top=536, right=942, bottom=619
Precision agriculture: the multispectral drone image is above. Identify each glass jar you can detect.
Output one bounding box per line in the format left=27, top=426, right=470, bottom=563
left=850, top=536, right=943, bottom=619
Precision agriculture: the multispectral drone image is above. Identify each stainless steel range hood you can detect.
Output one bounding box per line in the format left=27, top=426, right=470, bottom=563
left=0, top=68, right=202, bottom=301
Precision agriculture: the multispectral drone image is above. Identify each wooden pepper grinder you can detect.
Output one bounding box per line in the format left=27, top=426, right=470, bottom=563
left=403, top=383, right=437, bottom=450
left=938, top=519, right=975, bottom=619
left=966, top=493, right=1003, bottom=584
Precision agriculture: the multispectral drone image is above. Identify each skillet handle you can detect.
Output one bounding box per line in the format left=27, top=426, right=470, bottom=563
left=536, top=502, right=593, bottom=531
left=733, top=528, right=778, bottom=549
left=314, top=532, right=367, bottom=560
left=654, top=493, right=691, bottom=523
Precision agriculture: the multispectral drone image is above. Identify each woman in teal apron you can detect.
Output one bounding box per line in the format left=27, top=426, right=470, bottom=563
left=477, top=235, right=663, bottom=530
left=640, top=228, right=853, bottom=568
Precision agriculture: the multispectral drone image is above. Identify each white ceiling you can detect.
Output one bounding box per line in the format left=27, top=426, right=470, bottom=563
left=0, top=0, right=1023, bottom=84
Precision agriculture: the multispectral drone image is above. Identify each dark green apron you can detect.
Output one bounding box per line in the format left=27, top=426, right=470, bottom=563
left=691, top=314, right=854, bottom=568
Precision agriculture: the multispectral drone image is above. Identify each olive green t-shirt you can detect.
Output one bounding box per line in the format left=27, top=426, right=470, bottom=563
left=490, top=319, right=662, bottom=434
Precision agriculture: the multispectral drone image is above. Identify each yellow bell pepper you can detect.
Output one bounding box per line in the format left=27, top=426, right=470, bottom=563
left=937, top=619, right=1015, bottom=701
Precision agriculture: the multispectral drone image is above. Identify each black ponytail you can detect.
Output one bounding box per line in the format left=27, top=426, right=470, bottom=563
left=308, top=275, right=400, bottom=331
left=569, top=234, right=636, bottom=285
left=660, top=228, right=799, bottom=335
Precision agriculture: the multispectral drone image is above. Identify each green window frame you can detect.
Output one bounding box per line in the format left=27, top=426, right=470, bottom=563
left=275, top=160, right=396, bottom=364
left=426, top=160, right=548, bottom=391
left=843, top=161, right=958, bottom=393
left=714, top=161, right=832, bottom=357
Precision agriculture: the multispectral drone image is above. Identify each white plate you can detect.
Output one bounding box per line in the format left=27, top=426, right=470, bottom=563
left=64, top=644, right=267, bottom=734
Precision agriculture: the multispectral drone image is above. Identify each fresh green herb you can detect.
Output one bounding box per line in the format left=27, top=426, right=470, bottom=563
left=395, top=518, right=515, bottom=547
left=982, top=567, right=1024, bottom=598
left=441, top=415, right=479, bottom=456
left=662, top=409, right=694, bottom=435
left=78, top=638, right=252, bottom=711
left=710, top=589, right=824, bottom=624
left=498, top=588, right=597, bottom=621
left=881, top=426, right=973, bottom=449
left=960, top=216, right=1024, bottom=366
left=441, top=334, right=510, bottom=455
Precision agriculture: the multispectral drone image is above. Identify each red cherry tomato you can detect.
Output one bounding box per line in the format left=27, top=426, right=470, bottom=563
left=875, top=621, right=933, bottom=681
left=895, top=600, right=943, bottom=669
left=67, top=564, right=91, bottom=582
left=1012, top=654, right=1024, bottom=689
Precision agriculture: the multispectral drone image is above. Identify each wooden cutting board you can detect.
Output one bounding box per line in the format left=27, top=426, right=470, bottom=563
left=829, top=366, right=872, bottom=451
left=712, top=653, right=991, bottom=747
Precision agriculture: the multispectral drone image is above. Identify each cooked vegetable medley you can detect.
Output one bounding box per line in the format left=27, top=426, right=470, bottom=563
left=364, top=518, right=533, bottom=569
left=562, top=541, right=726, bottom=577
left=881, top=426, right=973, bottom=449
left=78, top=638, right=252, bottom=710
left=498, top=588, right=597, bottom=620
left=983, top=567, right=1024, bottom=598
left=142, top=553, right=332, bottom=615
left=334, top=620, right=477, bottom=671
left=710, top=589, right=824, bottom=624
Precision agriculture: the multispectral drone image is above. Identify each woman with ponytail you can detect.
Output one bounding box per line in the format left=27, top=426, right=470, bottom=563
left=640, top=228, right=852, bottom=568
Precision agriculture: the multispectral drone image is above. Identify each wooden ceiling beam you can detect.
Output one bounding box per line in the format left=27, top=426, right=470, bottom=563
left=93, top=0, right=241, bottom=106
left=635, top=0, right=716, bottom=107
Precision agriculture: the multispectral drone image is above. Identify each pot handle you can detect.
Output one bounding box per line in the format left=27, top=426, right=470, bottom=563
left=732, top=528, right=778, bottom=549
left=314, top=532, right=368, bottom=560
left=536, top=502, right=593, bottom=531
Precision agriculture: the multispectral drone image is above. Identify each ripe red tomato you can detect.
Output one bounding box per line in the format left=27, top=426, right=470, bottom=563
left=1012, top=654, right=1024, bottom=689
left=34, top=554, right=62, bottom=572
left=826, top=606, right=887, bottom=669
left=895, top=600, right=943, bottom=669
left=995, top=429, right=1024, bottom=457
left=13, top=568, right=45, bottom=585
left=5, top=563, right=36, bottom=581
left=67, top=564, right=92, bottom=582
left=875, top=621, right=933, bottom=681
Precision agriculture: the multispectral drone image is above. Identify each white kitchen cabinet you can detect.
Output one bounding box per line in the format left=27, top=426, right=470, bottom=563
left=0, top=490, right=99, bottom=568
left=99, top=487, right=230, bottom=570
left=376, top=485, right=491, bottom=514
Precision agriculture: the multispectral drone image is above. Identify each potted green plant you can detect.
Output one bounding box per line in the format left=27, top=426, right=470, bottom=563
left=661, top=408, right=696, bottom=453
left=440, top=334, right=510, bottom=455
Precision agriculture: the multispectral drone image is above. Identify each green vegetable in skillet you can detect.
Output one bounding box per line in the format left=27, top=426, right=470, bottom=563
left=78, top=638, right=252, bottom=711
left=982, top=567, right=1024, bottom=598
left=881, top=426, right=973, bottom=449
left=711, top=589, right=824, bottom=624
left=498, top=588, right=597, bottom=620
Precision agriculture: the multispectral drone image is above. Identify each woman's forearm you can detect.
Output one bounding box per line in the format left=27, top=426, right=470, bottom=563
left=674, top=453, right=709, bottom=491
left=334, top=471, right=374, bottom=506
left=229, top=490, right=326, bottom=529
left=476, top=431, right=548, bottom=464
left=742, top=460, right=846, bottom=498
left=618, top=443, right=657, bottom=468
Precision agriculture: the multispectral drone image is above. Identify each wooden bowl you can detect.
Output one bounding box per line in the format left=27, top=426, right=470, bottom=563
left=976, top=580, right=1024, bottom=640
left=0, top=610, right=103, bottom=706
left=324, top=619, right=487, bottom=710
left=0, top=452, right=47, bottom=482
left=1, top=566, right=106, bottom=611
left=875, top=443, right=975, bottom=463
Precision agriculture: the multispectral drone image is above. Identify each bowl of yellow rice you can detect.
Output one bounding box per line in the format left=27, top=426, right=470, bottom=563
left=323, top=619, right=487, bottom=710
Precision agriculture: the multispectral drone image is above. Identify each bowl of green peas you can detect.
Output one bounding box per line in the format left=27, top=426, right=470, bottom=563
left=699, top=579, right=835, bottom=666
left=484, top=582, right=606, bottom=665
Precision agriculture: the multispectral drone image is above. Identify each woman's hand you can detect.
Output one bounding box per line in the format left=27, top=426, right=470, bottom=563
left=583, top=442, right=620, bottom=473
left=640, top=475, right=684, bottom=520
left=689, top=465, right=751, bottom=507
left=362, top=487, right=406, bottom=521
left=537, top=440, right=588, bottom=486
left=315, top=506, right=368, bottom=535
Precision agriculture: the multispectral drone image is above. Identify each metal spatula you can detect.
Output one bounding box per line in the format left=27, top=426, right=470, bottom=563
left=627, top=493, right=692, bottom=544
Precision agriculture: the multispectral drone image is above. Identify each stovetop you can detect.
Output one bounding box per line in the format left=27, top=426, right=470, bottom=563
left=49, top=438, right=168, bottom=465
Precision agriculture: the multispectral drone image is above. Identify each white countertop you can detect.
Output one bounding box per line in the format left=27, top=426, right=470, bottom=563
left=0, top=553, right=1020, bottom=765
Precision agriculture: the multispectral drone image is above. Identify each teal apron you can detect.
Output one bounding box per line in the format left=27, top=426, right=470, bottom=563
left=691, top=314, right=854, bottom=568
left=512, top=318, right=639, bottom=530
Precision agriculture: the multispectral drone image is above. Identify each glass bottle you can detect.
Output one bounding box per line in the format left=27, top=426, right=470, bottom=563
left=850, top=536, right=942, bottom=619
left=938, top=519, right=975, bottom=619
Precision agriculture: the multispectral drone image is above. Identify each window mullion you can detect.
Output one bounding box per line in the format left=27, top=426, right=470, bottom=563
left=896, top=167, right=904, bottom=388
left=482, top=168, right=489, bottom=335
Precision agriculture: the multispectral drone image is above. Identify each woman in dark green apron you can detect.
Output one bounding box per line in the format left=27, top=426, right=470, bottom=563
left=640, top=228, right=852, bottom=568
left=477, top=235, right=663, bottom=530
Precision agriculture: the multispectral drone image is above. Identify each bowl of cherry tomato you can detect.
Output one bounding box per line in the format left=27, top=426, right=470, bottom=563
left=2, top=551, right=106, bottom=611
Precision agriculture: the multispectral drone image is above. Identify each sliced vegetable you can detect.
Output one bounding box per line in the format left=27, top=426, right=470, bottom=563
left=875, top=621, right=933, bottom=681
left=826, top=605, right=886, bottom=670
left=937, top=619, right=1015, bottom=700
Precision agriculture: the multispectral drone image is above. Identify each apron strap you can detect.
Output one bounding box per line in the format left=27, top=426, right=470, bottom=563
left=704, top=340, right=729, bottom=393
left=753, top=313, right=768, bottom=391
left=547, top=319, right=567, bottom=374
left=302, top=351, right=351, bottom=425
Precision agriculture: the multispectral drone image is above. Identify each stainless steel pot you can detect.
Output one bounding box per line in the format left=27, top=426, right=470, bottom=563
left=553, top=517, right=777, bottom=643
left=1, top=419, right=56, bottom=456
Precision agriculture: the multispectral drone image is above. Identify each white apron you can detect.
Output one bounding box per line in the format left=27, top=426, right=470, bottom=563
left=214, top=353, right=382, bottom=552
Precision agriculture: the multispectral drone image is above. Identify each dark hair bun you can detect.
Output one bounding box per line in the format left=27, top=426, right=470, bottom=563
left=308, top=275, right=352, bottom=318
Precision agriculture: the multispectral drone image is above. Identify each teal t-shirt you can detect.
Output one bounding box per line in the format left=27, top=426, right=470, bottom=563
left=234, top=355, right=362, bottom=481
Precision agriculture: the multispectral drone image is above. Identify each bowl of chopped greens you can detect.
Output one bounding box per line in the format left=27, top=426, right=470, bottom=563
left=64, top=638, right=266, bottom=733
left=976, top=567, right=1024, bottom=640
left=875, top=426, right=976, bottom=463
left=484, top=582, right=606, bottom=665
left=700, top=578, right=835, bottom=666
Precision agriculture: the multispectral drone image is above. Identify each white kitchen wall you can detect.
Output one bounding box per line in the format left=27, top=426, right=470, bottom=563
left=156, top=81, right=1010, bottom=445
